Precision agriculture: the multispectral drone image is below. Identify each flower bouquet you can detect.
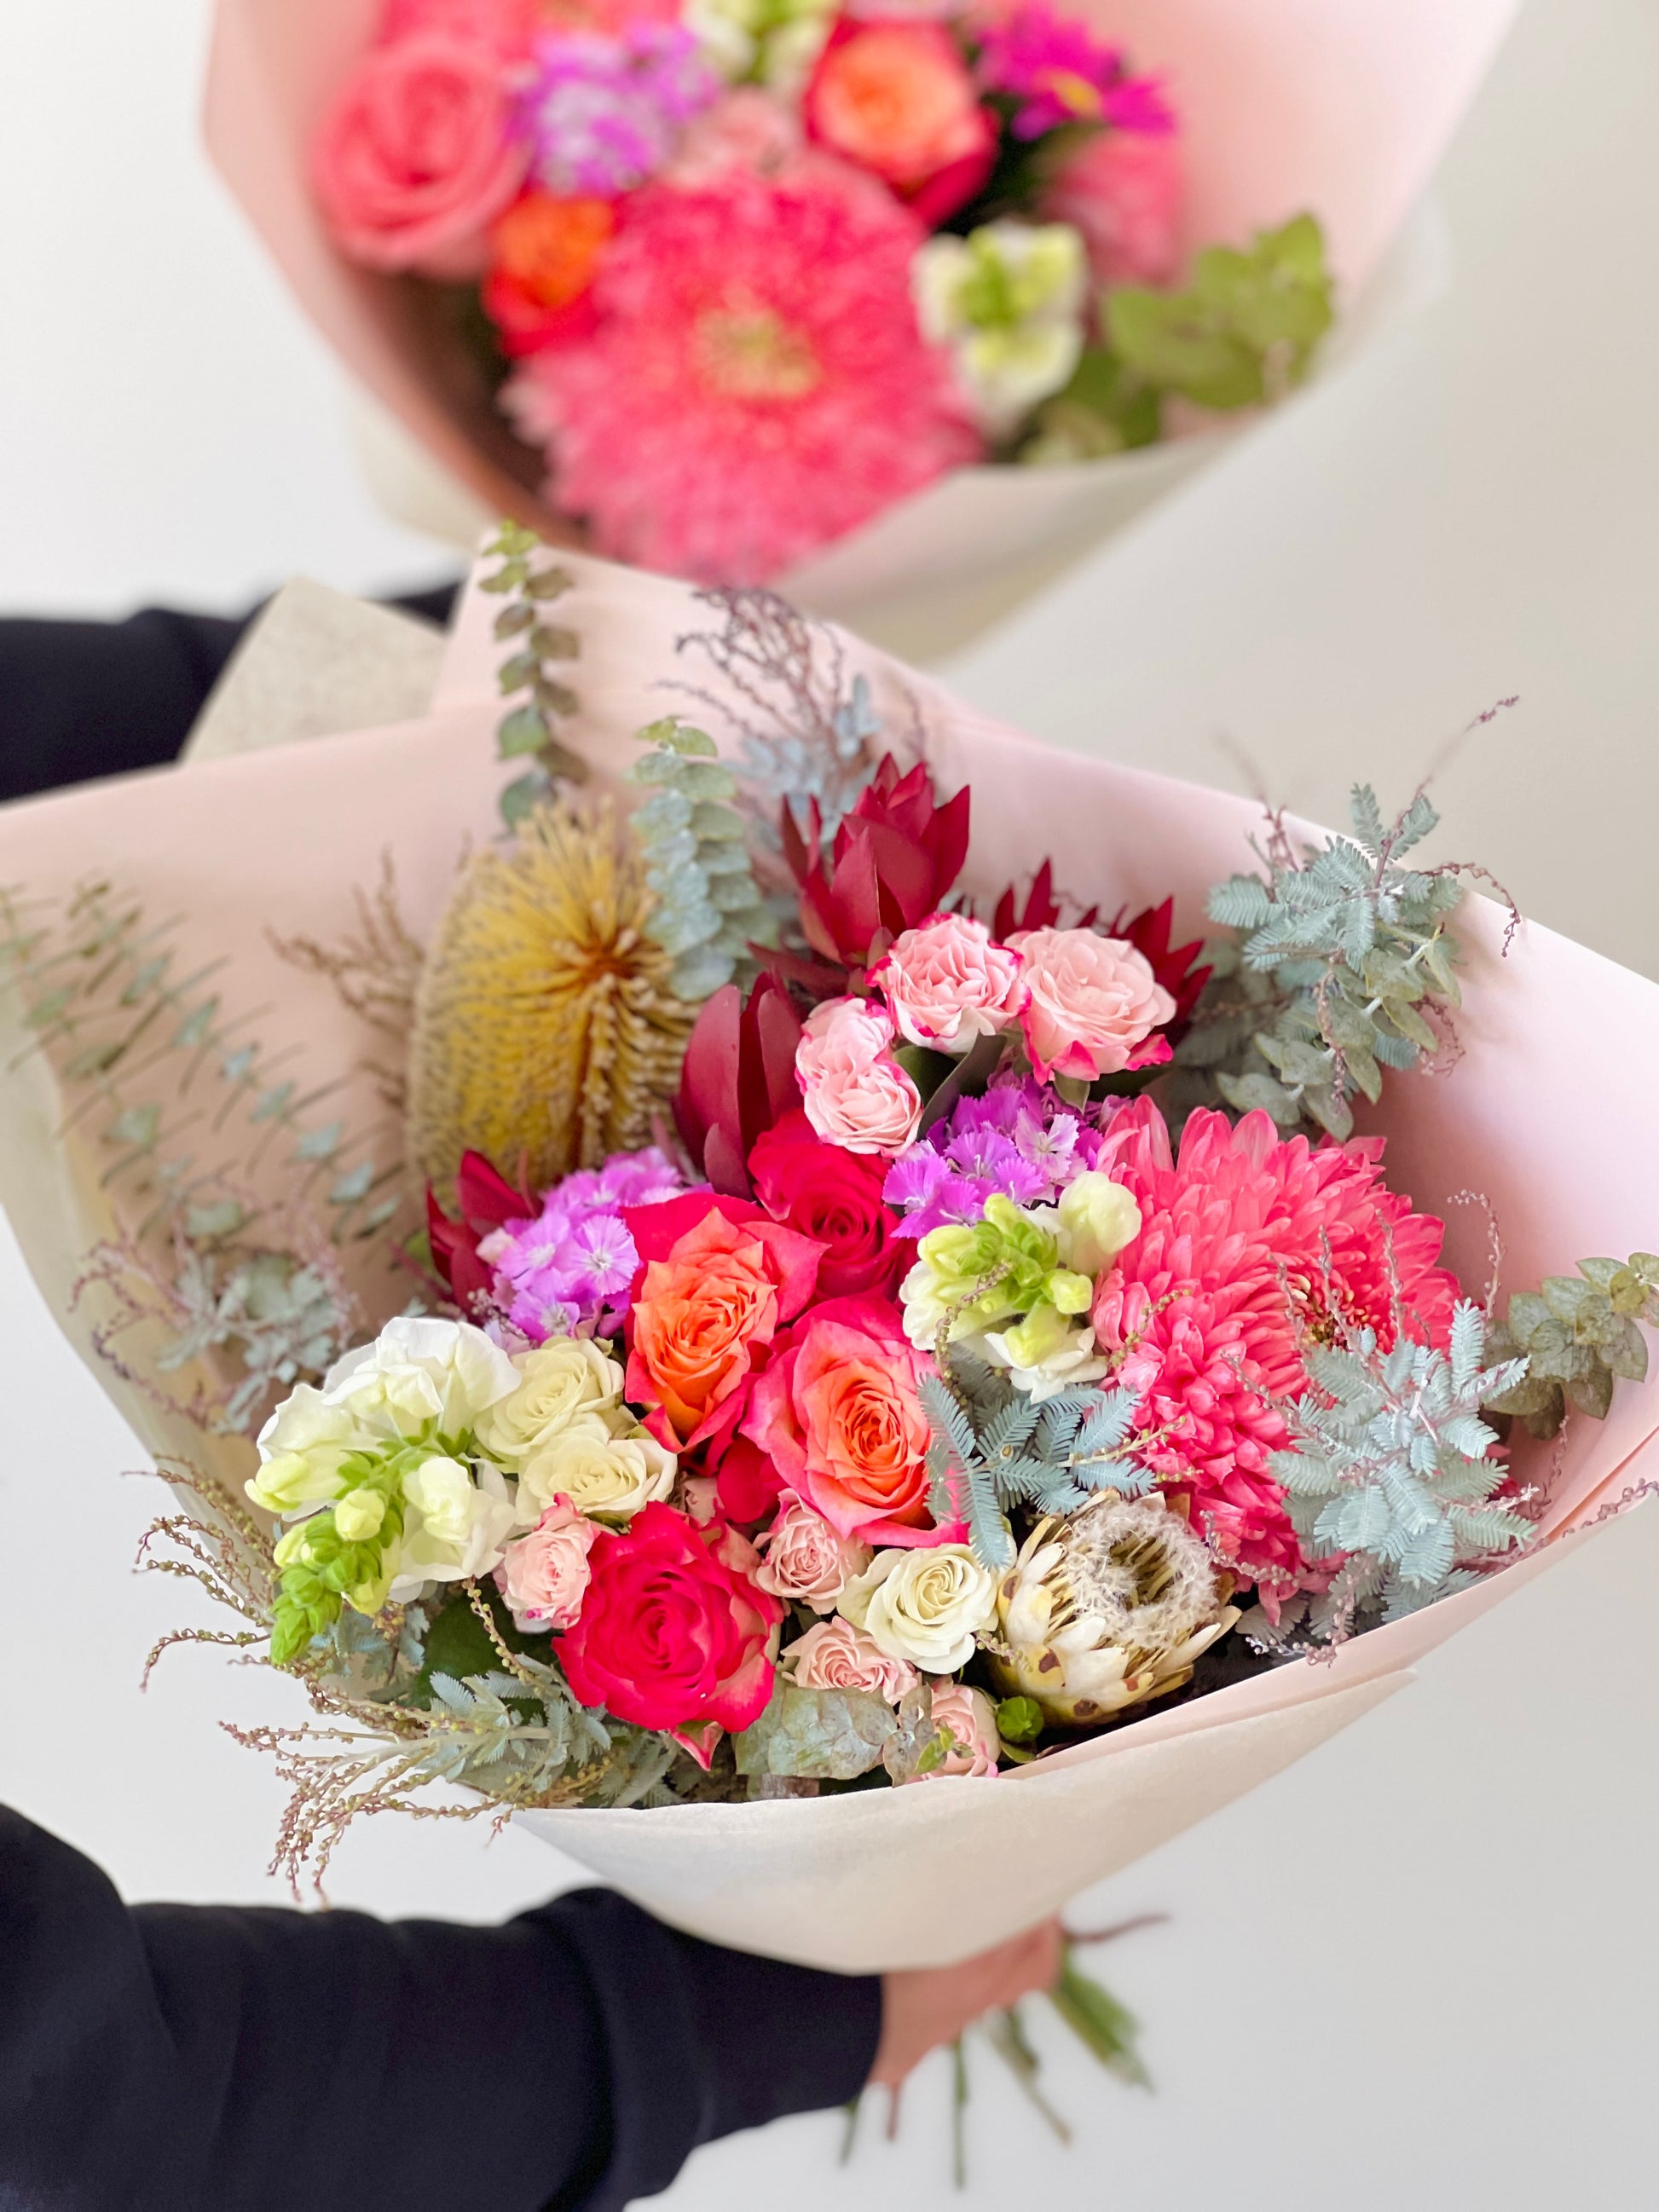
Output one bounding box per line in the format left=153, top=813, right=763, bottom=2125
left=205, top=0, right=1517, bottom=656
left=2, top=540, right=1656, bottom=1978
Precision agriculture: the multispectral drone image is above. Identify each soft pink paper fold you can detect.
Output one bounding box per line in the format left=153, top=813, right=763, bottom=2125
left=3, top=548, right=1653, bottom=1969
left=204, top=0, right=1516, bottom=653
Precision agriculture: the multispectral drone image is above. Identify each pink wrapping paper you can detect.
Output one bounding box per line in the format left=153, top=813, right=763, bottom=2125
left=204, top=0, right=1517, bottom=650
left=2, top=549, right=1652, bottom=1967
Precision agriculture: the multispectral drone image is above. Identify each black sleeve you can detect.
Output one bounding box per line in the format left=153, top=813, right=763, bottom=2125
left=0, top=1806, right=881, bottom=2212
left=0, top=588, right=459, bottom=803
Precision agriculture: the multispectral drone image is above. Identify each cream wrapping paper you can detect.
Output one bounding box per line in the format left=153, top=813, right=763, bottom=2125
left=2, top=550, right=1653, bottom=1969
left=204, top=0, right=1513, bottom=659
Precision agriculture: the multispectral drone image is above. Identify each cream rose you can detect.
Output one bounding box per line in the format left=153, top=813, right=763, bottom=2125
left=872, top=913, right=1026, bottom=1054
left=518, top=1416, right=677, bottom=1522
left=321, top=1315, right=520, bottom=1441
left=1008, top=927, right=1176, bottom=1083
left=387, top=1455, right=517, bottom=1601
left=795, top=996, right=922, bottom=1156
left=754, top=1493, right=872, bottom=1613
left=840, top=1544, right=997, bottom=1672
left=477, top=1337, right=625, bottom=1466
left=783, top=1616, right=918, bottom=1701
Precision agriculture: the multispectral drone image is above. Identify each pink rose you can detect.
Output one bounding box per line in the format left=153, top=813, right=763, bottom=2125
left=313, top=32, right=529, bottom=277
left=1042, top=128, right=1185, bottom=288
left=743, top=1293, right=955, bottom=1547
left=904, top=1682, right=1000, bottom=1782
left=795, top=997, right=922, bottom=1156
left=871, top=911, right=1026, bottom=1054
left=664, top=89, right=804, bottom=188
left=754, top=1492, right=872, bottom=1612
left=496, top=1495, right=599, bottom=1631
left=783, top=1617, right=919, bottom=1701
left=1008, top=926, right=1176, bottom=1083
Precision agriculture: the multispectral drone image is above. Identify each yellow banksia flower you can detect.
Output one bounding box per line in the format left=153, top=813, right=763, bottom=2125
left=407, top=802, right=696, bottom=1198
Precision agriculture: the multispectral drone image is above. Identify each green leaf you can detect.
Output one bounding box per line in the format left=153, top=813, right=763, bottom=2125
left=493, top=602, right=535, bottom=639
left=498, top=704, right=549, bottom=758
left=1049, top=1955, right=1150, bottom=2088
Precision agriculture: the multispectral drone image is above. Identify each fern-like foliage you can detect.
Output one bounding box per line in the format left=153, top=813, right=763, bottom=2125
left=673, top=587, right=885, bottom=846
left=480, top=522, right=588, bottom=828
left=1483, top=1253, right=1659, bottom=1435
left=1259, top=1302, right=1535, bottom=1642
left=1174, top=786, right=1488, bottom=1140
left=918, top=1350, right=1151, bottom=1568
left=629, top=718, right=777, bottom=999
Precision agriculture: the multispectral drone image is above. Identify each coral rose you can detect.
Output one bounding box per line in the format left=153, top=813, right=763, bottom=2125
left=743, top=1294, right=951, bottom=1546
left=795, top=997, right=922, bottom=1156
left=872, top=912, right=1026, bottom=1054
left=483, top=191, right=615, bottom=354
left=558, top=1502, right=783, bottom=1754
left=313, top=32, right=529, bottom=277
left=497, top=1496, right=599, bottom=1630
left=749, top=1109, right=905, bottom=1297
left=1008, top=926, right=1176, bottom=1082
left=783, top=1616, right=917, bottom=1701
left=754, top=1491, right=872, bottom=1611
left=625, top=1194, right=822, bottom=1458
left=805, top=21, right=994, bottom=223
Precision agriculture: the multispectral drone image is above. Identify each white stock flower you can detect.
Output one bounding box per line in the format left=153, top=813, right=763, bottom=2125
left=387, top=1456, right=517, bottom=1602
left=685, top=0, right=835, bottom=92
left=840, top=1545, right=998, bottom=1672
left=517, top=1417, right=677, bottom=1523
left=476, top=1337, right=626, bottom=1468
left=321, top=1316, right=520, bottom=1441
left=913, top=221, right=1087, bottom=437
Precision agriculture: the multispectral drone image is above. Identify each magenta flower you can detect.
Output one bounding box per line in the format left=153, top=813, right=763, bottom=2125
left=523, top=26, right=719, bottom=197
left=485, top=1144, right=686, bottom=1337
left=975, top=6, right=1174, bottom=143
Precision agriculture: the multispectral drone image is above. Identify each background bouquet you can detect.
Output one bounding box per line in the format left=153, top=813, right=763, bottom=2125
left=206, top=0, right=1518, bottom=656
left=1, top=542, right=1655, bottom=1973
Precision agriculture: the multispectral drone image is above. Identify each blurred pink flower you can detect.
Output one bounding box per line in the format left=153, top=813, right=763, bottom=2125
left=975, top=4, right=1172, bottom=141
left=511, top=162, right=978, bottom=581
left=1042, top=126, right=1184, bottom=286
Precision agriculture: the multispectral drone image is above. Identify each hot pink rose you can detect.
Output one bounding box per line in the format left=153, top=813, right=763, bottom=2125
left=754, top=1492, right=872, bottom=1613
left=743, top=1294, right=955, bottom=1547
left=795, top=997, right=922, bottom=1156
left=558, top=1503, right=783, bottom=1760
left=1008, top=926, right=1176, bottom=1082
left=1042, top=126, right=1184, bottom=287
left=872, top=911, right=1027, bottom=1054
left=783, top=1616, right=918, bottom=1701
left=749, top=1110, right=905, bottom=1298
left=313, top=32, right=529, bottom=277
left=904, top=1682, right=1000, bottom=1782
left=496, top=1495, right=598, bottom=1631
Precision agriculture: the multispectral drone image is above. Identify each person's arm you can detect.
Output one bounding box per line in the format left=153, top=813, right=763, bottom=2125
left=0, top=1805, right=880, bottom=2212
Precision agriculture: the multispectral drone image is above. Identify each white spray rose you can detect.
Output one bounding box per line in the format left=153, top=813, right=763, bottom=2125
left=476, top=1337, right=625, bottom=1467
left=840, top=1545, right=998, bottom=1672
left=517, top=1416, right=677, bottom=1523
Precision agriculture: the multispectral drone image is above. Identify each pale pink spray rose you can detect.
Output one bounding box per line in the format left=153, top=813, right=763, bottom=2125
left=795, top=997, right=923, bottom=1155
left=1008, top=926, right=1176, bottom=1083
left=754, top=1493, right=873, bottom=1613
left=871, top=912, right=1027, bottom=1054
left=783, top=1617, right=919, bottom=1702
left=905, top=1682, right=1000, bottom=1782
left=663, top=89, right=805, bottom=187
left=313, top=32, right=529, bottom=278
left=1042, top=129, right=1184, bottom=287
left=496, top=1495, right=600, bottom=1630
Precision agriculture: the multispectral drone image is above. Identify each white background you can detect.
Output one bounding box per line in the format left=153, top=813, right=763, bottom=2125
left=3, top=1, right=1658, bottom=2207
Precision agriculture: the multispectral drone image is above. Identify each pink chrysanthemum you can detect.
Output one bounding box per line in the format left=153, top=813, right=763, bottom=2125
left=508, top=161, right=980, bottom=583
left=1090, top=1100, right=1460, bottom=1591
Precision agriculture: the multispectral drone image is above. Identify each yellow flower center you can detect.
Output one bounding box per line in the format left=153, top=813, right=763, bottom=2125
left=1040, top=67, right=1103, bottom=119
left=695, top=303, right=822, bottom=401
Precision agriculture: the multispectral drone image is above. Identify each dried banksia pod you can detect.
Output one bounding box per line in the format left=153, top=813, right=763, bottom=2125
left=407, top=802, right=697, bottom=1198
left=986, top=1495, right=1239, bottom=1727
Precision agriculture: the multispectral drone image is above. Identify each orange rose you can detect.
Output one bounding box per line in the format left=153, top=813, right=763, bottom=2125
left=625, top=1196, right=822, bottom=1458
left=483, top=190, right=615, bottom=354
left=804, top=22, right=994, bottom=223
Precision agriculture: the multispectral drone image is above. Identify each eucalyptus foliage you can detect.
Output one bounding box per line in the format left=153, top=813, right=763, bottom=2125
left=480, top=521, right=587, bottom=827
left=1175, top=785, right=1467, bottom=1139
left=918, top=1351, right=1151, bottom=1569
left=1483, top=1253, right=1659, bottom=1435
left=629, top=718, right=777, bottom=998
